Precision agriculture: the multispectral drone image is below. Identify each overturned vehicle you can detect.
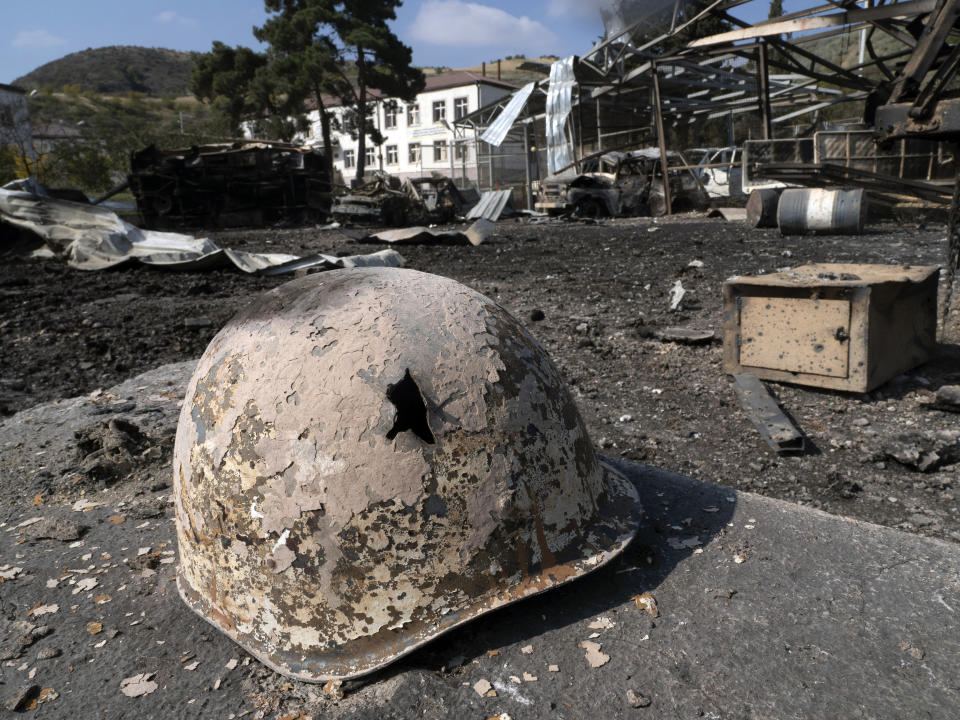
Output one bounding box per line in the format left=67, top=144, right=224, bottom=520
left=536, top=149, right=709, bottom=218
left=129, top=142, right=332, bottom=229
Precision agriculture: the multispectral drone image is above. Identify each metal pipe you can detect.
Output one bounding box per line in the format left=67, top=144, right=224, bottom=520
left=651, top=63, right=672, bottom=216
left=757, top=40, right=773, bottom=140
left=523, top=123, right=532, bottom=210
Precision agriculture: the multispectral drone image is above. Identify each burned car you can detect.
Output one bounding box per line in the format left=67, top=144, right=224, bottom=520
left=332, top=173, right=411, bottom=226
left=536, top=149, right=708, bottom=218
left=401, top=175, right=475, bottom=224
left=332, top=173, right=476, bottom=226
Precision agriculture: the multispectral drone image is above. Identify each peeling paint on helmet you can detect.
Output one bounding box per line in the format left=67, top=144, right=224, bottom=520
left=174, top=267, right=641, bottom=682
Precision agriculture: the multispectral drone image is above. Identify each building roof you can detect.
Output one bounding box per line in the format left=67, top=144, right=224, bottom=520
left=422, top=71, right=517, bottom=93
left=0, top=83, right=27, bottom=95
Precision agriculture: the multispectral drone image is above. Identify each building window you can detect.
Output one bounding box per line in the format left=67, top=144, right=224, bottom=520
left=343, top=149, right=355, bottom=168
left=454, top=96, right=469, bottom=120
left=408, top=143, right=421, bottom=164
left=432, top=100, right=446, bottom=123
left=454, top=142, right=468, bottom=161
left=365, top=146, right=377, bottom=167
left=407, top=104, right=420, bottom=126
left=386, top=144, right=398, bottom=164
left=433, top=140, right=448, bottom=162
left=384, top=105, right=398, bottom=129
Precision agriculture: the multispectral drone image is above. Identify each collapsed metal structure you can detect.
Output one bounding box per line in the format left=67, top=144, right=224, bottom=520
left=456, top=0, right=960, bottom=215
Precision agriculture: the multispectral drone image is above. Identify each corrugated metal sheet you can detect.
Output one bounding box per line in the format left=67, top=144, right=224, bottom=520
left=546, top=57, right=576, bottom=175
left=465, top=189, right=513, bottom=221
left=480, top=82, right=536, bottom=147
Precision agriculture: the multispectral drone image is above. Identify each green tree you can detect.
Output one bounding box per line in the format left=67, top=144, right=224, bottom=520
left=190, top=42, right=268, bottom=137
left=254, top=0, right=425, bottom=181
left=768, top=0, right=784, bottom=19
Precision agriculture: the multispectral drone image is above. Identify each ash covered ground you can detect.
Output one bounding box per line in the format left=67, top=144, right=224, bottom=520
left=3, top=214, right=960, bottom=718
left=1, top=215, right=958, bottom=539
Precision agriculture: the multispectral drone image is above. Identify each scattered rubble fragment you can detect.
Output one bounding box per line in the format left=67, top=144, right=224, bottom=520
left=626, top=688, right=652, bottom=708
left=323, top=679, right=344, bottom=700
left=21, top=516, right=88, bottom=542
left=120, top=673, right=158, bottom=698
left=579, top=641, right=610, bottom=668
left=926, top=385, right=960, bottom=412
left=588, top=617, right=615, bottom=630
left=473, top=679, right=494, bottom=697
left=632, top=593, right=660, bottom=617
left=883, top=431, right=960, bottom=472
left=28, top=604, right=58, bottom=618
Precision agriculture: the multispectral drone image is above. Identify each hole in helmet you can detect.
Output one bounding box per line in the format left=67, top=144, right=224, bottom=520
left=385, top=369, right=435, bottom=445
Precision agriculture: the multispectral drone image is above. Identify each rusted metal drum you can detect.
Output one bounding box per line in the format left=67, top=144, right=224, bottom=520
left=173, top=267, right=641, bottom=682
left=777, top=188, right=866, bottom=235
left=746, top=188, right=782, bottom=228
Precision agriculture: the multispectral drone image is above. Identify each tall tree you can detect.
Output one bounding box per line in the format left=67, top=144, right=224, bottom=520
left=254, top=0, right=424, bottom=181
left=329, top=1, right=425, bottom=178
left=190, top=42, right=267, bottom=137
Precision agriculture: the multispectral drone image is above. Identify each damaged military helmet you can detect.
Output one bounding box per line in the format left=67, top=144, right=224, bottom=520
left=173, top=267, right=640, bottom=682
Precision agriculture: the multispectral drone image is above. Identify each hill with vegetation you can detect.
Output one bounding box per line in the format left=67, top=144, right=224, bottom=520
left=14, top=46, right=201, bottom=97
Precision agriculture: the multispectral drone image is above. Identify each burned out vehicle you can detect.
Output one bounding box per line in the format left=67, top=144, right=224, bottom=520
left=536, top=149, right=708, bottom=218
left=332, top=173, right=410, bottom=225
left=129, top=142, right=332, bottom=229
left=401, top=176, right=475, bottom=224
left=332, top=172, right=475, bottom=226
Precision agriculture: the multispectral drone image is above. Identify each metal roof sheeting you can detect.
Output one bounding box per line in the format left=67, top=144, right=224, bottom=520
left=480, top=82, right=536, bottom=147
left=465, top=189, right=514, bottom=221
left=546, top=57, right=576, bottom=175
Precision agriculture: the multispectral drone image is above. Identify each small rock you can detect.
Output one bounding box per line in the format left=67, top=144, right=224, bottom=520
left=626, top=689, right=652, bottom=708
left=473, top=678, right=493, bottom=697
left=529, top=309, right=545, bottom=322
left=909, top=513, right=936, bottom=527
left=934, top=385, right=960, bottom=411
left=852, top=418, right=870, bottom=427
left=22, top=517, right=88, bottom=542
left=4, top=685, right=40, bottom=712
left=35, top=647, right=61, bottom=661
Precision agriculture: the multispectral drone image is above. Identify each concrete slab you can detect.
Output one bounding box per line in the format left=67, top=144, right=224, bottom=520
left=1, top=363, right=957, bottom=718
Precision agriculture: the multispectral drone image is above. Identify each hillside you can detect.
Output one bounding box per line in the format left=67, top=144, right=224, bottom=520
left=14, top=46, right=200, bottom=97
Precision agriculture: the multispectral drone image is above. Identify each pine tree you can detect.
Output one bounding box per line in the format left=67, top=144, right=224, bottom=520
left=254, top=0, right=424, bottom=181
left=190, top=42, right=267, bottom=137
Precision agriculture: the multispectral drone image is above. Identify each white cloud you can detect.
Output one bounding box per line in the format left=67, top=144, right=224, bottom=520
left=12, top=30, right=65, bottom=49
left=410, top=1, right=557, bottom=51
left=154, top=10, right=197, bottom=27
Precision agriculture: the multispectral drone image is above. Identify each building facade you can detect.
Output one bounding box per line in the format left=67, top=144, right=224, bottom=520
left=301, top=72, right=516, bottom=186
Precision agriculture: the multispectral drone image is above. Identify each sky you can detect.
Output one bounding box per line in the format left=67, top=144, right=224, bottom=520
left=3, top=0, right=784, bottom=86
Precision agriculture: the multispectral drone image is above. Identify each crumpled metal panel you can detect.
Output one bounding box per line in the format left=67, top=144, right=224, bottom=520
left=0, top=183, right=400, bottom=274
left=546, top=57, right=577, bottom=175
left=174, top=267, right=641, bottom=682
left=480, top=82, right=536, bottom=147
left=465, top=189, right=514, bottom=221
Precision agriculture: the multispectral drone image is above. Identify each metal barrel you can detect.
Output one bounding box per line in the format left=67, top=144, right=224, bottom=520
left=777, top=188, right=866, bottom=235
left=746, top=188, right=782, bottom=228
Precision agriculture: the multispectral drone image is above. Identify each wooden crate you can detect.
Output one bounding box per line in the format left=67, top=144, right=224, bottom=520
left=723, top=263, right=939, bottom=392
